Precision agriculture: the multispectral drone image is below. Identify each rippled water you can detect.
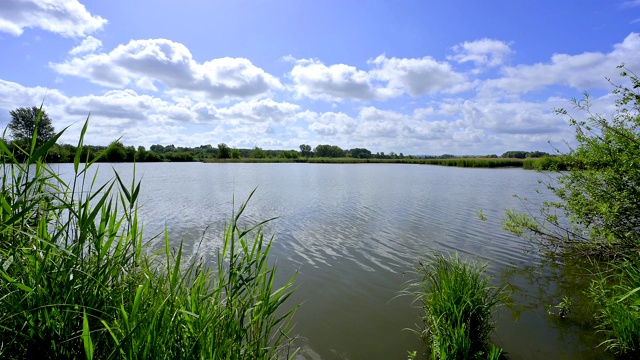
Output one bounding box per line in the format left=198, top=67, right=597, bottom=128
left=50, top=162, right=608, bottom=359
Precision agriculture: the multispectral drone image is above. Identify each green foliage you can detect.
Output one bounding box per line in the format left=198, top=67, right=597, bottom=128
left=501, top=150, right=539, bottom=159
left=504, top=66, right=640, bottom=256
left=503, top=66, right=640, bottom=357
left=589, top=259, right=640, bottom=355
left=313, top=144, right=345, bottom=158
left=348, top=148, right=372, bottom=159
left=299, top=144, right=312, bottom=157
left=8, top=106, right=56, bottom=147
left=103, top=140, right=128, bottom=162
left=250, top=146, right=266, bottom=158
left=522, top=156, right=569, bottom=171
left=404, top=253, right=505, bottom=360
left=0, top=119, right=297, bottom=358
left=217, top=142, right=231, bottom=159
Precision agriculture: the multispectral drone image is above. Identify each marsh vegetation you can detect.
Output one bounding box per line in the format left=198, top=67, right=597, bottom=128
left=0, top=115, right=297, bottom=359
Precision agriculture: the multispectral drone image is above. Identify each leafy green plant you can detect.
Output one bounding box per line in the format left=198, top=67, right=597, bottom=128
left=503, top=65, right=640, bottom=257
left=0, top=112, right=297, bottom=359
left=589, top=259, right=640, bottom=355
left=502, top=65, right=640, bottom=356
left=404, top=253, right=506, bottom=360
left=547, top=296, right=572, bottom=319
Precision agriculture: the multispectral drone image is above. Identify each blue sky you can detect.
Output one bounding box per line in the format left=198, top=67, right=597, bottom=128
left=1, top=0, right=639, bottom=155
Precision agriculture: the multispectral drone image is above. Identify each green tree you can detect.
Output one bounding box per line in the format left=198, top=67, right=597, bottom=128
left=299, top=144, right=313, bottom=157
left=136, top=146, right=147, bottom=162
left=503, top=66, right=640, bottom=356
left=505, top=66, right=640, bottom=254
left=500, top=150, right=528, bottom=159
left=348, top=148, right=372, bottom=159
left=250, top=146, right=266, bottom=159
left=8, top=106, right=55, bottom=146
left=218, top=143, right=230, bottom=159
left=314, top=144, right=344, bottom=158
left=102, top=141, right=127, bottom=162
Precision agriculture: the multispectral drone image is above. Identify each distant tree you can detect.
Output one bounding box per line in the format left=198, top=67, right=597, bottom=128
left=299, top=144, right=313, bottom=157
left=144, top=151, right=164, bottom=162
left=102, top=141, right=127, bottom=162
left=218, top=143, right=231, bottom=159
left=8, top=106, right=55, bottom=146
left=125, top=145, right=136, bottom=162
left=136, top=146, right=147, bottom=162
left=501, top=151, right=528, bottom=159
left=230, top=148, right=241, bottom=159
left=348, top=148, right=372, bottom=159
left=314, top=144, right=344, bottom=158
left=150, top=144, right=164, bottom=153
left=250, top=146, right=266, bottom=158
left=525, top=151, right=550, bottom=158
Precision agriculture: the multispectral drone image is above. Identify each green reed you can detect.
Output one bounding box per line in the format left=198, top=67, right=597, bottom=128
left=588, top=258, right=640, bottom=356
left=405, top=253, right=505, bottom=360
left=0, top=112, right=297, bottom=359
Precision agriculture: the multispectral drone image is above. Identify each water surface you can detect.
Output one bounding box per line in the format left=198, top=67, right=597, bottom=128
left=52, top=162, right=607, bottom=359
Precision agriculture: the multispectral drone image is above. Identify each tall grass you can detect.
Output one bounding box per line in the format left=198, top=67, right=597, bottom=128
left=0, top=113, right=297, bottom=359
left=405, top=253, right=505, bottom=360
left=588, top=258, right=640, bottom=356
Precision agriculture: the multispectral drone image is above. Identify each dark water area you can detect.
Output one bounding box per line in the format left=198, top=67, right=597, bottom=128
left=50, top=162, right=611, bottom=359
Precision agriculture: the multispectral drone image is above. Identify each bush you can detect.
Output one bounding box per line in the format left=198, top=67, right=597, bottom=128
left=503, top=65, right=640, bottom=356
left=504, top=65, right=640, bottom=257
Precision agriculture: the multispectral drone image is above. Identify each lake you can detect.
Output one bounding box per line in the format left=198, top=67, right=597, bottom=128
left=51, top=162, right=608, bottom=359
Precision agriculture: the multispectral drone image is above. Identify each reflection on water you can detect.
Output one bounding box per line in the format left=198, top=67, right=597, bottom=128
left=48, top=162, right=609, bottom=359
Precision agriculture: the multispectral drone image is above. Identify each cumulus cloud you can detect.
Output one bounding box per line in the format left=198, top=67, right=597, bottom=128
left=482, top=32, right=640, bottom=94
left=449, top=38, right=513, bottom=68
left=51, top=38, right=282, bottom=101
left=0, top=0, right=106, bottom=37
left=289, top=55, right=467, bottom=102
left=290, top=59, right=380, bottom=101
left=369, top=55, right=467, bottom=97
left=69, top=36, right=102, bottom=55
left=214, top=99, right=300, bottom=125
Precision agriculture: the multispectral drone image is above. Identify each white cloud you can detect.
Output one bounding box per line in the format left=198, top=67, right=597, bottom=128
left=370, top=55, right=467, bottom=97
left=51, top=38, right=283, bottom=101
left=308, top=112, right=358, bottom=136
left=0, top=0, right=106, bottom=37
left=482, top=32, right=640, bottom=94
left=290, top=59, right=380, bottom=101
left=449, top=38, right=513, bottom=68
left=69, top=36, right=102, bottom=55
left=289, top=55, right=467, bottom=102
left=214, top=99, right=300, bottom=125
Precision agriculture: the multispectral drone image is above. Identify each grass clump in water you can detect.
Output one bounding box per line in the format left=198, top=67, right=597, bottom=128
left=588, top=259, right=640, bottom=355
left=407, top=253, right=505, bottom=360
left=0, top=112, right=297, bottom=359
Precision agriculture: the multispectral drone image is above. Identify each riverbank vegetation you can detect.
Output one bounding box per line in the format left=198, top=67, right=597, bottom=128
left=0, top=115, right=297, bottom=358
left=503, top=66, right=640, bottom=356
left=405, top=253, right=506, bottom=360
left=3, top=111, right=553, bottom=168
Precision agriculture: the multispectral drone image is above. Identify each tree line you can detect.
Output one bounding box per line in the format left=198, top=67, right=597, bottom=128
left=3, top=106, right=548, bottom=163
